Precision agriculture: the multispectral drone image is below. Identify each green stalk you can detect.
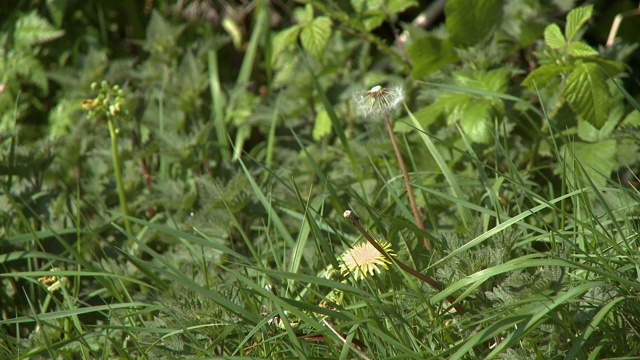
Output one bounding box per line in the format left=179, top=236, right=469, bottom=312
left=107, top=117, right=133, bottom=238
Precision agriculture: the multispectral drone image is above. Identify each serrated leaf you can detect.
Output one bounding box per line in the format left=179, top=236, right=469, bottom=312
left=563, top=62, right=611, bottom=129
left=459, top=100, right=493, bottom=144
left=585, top=57, right=625, bottom=77
left=312, top=109, right=332, bottom=141
left=452, top=68, right=510, bottom=93
left=14, top=11, right=64, bottom=49
left=544, top=24, right=565, bottom=49
left=568, top=42, right=598, bottom=57
left=388, top=215, right=431, bottom=270
left=561, top=140, right=616, bottom=187
left=565, top=5, right=593, bottom=42
left=145, top=10, right=185, bottom=54
left=522, top=64, right=571, bottom=89
left=15, top=54, right=48, bottom=92
left=445, top=0, right=503, bottom=48
left=408, top=36, right=458, bottom=78
left=300, top=16, right=332, bottom=61
left=272, top=25, right=302, bottom=64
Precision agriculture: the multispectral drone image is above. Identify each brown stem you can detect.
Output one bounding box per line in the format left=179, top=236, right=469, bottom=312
left=344, top=210, right=465, bottom=316
left=383, top=114, right=431, bottom=251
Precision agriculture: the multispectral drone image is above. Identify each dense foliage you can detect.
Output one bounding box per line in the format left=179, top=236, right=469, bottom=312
left=2, top=0, right=640, bottom=358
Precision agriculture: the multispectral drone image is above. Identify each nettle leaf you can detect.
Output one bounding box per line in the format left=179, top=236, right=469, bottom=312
left=565, top=5, right=593, bottom=42
left=522, top=64, right=571, bottom=89
left=586, top=57, right=625, bottom=77
left=561, top=140, right=616, bottom=187
left=543, top=24, right=566, bottom=49
left=312, top=109, right=331, bottom=141
left=437, top=92, right=492, bottom=143
left=445, top=0, right=503, bottom=48
left=408, top=36, right=458, bottom=78
left=14, top=11, right=64, bottom=49
left=300, top=16, right=332, bottom=61
left=563, top=62, right=612, bottom=129
left=452, top=68, right=510, bottom=92
left=568, top=42, right=598, bottom=57
left=459, top=101, right=493, bottom=144
left=271, top=25, right=301, bottom=64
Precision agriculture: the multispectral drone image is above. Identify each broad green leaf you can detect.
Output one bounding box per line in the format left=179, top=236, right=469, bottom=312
left=388, top=0, right=419, bottom=14
left=522, top=64, right=571, bottom=89
left=561, top=140, right=616, bottom=187
left=563, top=62, right=611, bottom=129
left=272, top=25, right=302, bottom=64
left=459, top=100, right=493, bottom=144
left=452, top=68, right=510, bottom=93
left=543, top=24, right=565, bottom=49
left=312, top=109, right=332, bottom=141
left=360, top=10, right=386, bottom=30
left=445, top=0, right=503, bottom=48
left=408, top=36, right=458, bottom=78
left=300, top=16, right=332, bottom=61
left=351, top=0, right=382, bottom=13
left=14, top=11, right=64, bottom=49
left=568, top=42, right=598, bottom=57
left=565, top=5, right=593, bottom=42
left=586, top=57, right=625, bottom=77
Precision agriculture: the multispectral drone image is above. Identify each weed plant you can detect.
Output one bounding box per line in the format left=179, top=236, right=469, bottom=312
left=2, top=1, right=640, bottom=359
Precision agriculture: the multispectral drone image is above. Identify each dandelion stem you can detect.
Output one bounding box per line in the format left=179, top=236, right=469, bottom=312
left=344, top=210, right=465, bottom=316
left=383, top=113, right=431, bottom=251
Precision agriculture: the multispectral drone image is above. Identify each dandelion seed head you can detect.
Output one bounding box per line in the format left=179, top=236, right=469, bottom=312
left=339, top=239, right=396, bottom=281
left=353, top=85, right=404, bottom=118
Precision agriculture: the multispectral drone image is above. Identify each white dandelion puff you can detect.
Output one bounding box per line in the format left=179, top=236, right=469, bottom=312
left=353, top=85, right=404, bottom=118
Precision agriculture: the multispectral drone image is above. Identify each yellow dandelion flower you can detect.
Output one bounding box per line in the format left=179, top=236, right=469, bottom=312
left=339, top=239, right=396, bottom=280
left=37, top=267, right=68, bottom=292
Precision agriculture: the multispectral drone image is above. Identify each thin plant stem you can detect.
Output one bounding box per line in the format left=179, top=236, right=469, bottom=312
left=107, top=118, right=133, bottom=238
left=344, top=210, right=465, bottom=316
left=383, top=113, right=431, bottom=251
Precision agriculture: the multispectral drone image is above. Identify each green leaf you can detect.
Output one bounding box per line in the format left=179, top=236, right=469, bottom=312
left=561, top=140, right=616, bottom=187
left=445, top=0, right=503, bottom=48
left=568, top=42, right=598, bottom=57
left=408, top=36, right=458, bottom=78
left=565, top=5, right=593, bottom=42
left=387, top=0, right=419, bottom=14
left=300, top=16, right=332, bottom=61
left=543, top=24, right=565, bottom=49
left=359, top=10, right=386, bottom=30
left=563, top=62, right=612, bottom=129
left=312, top=109, right=332, bottom=141
left=522, top=64, right=571, bottom=89
left=351, top=0, right=382, bottom=13
left=459, top=101, right=493, bottom=144
left=585, top=57, right=625, bottom=77
left=272, top=25, right=302, bottom=64
left=452, top=68, right=510, bottom=93
left=14, top=11, right=64, bottom=49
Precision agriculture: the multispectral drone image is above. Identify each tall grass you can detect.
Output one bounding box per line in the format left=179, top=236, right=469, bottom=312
left=3, top=84, right=640, bottom=358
